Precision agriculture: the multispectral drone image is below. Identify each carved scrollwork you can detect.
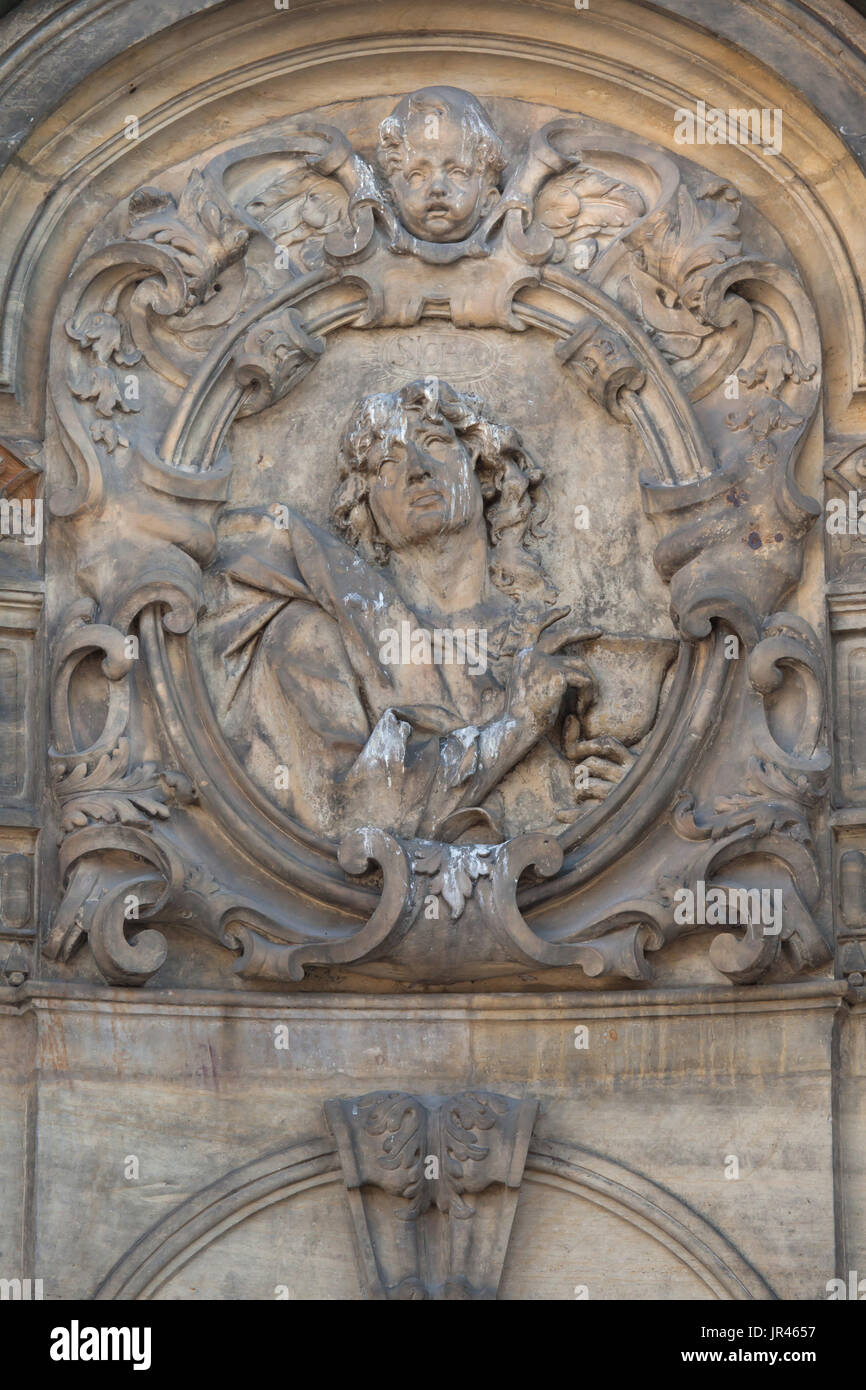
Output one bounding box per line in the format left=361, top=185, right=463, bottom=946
left=44, top=599, right=197, bottom=984
left=644, top=344, right=821, bottom=646
left=669, top=801, right=828, bottom=985
left=224, top=827, right=414, bottom=982
left=126, top=171, right=251, bottom=313
left=747, top=612, right=830, bottom=801
left=619, top=178, right=743, bottom=362
left=556, top=316, right=646, bottom=419
left=662, top=609, right=831, bottom=984
left=43, top=826, right=181, bottom=984
left=668, top=802, right=828, bottom=983
left=42, top=86, right=830, bottom=990
left=233, top=305, right=324, bottom=416
left=52, top=169, right=254, bottom=518
left=49, top=599, right=133, bottom=760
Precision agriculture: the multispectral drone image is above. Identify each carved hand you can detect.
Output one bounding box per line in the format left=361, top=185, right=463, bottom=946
left=566, top=733, right=637, bottom=803
left=506, top=608, right=599, bottom=737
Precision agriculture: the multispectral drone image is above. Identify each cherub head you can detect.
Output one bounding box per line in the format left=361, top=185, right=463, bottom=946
left=377, top=87, right=506, bottom=243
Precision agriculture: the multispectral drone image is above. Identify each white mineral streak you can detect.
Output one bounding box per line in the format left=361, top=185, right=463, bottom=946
left=360, top=708, right=412, bottom=790
left=480, top=716, right=516, bottom=766
left=442, top=724, right=480, bottom=787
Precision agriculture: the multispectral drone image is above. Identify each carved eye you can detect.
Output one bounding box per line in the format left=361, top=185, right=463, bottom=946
left=405, top=170, right=425, bottom=187
left=375, top=458, right=399, bottom=485
left=422, top=433, right=452, bottom=458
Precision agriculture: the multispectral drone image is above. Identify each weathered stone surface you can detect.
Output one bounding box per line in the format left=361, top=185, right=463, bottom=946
left=1, top=981, right=842, bottom=1299
left=0, top=0, right=865, bottom=1302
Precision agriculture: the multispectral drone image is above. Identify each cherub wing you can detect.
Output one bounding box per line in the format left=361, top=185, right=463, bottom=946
left=534, top=164, right=645, bottom=272
left=246, top=161, right=350, bottom=269
left=237, top=127, right=386, bottom=271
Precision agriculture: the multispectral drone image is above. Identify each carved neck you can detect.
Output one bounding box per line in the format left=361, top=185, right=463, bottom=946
left=389, top=515, right=490, bottom=619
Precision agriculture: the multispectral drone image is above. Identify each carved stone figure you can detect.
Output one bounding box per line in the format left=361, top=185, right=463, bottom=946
left=217, top=376, right=671, bottom=843
left=376, top=87, right=506, bottom=245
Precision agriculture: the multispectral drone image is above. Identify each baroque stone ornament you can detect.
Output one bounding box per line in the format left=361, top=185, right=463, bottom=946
left=325, top=1091, right=538, bottom=1299
left=42, top=85, right=830, bottom=989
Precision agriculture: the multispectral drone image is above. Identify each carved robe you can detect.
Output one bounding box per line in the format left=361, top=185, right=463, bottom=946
left=213, top=509, right=581, bottom=842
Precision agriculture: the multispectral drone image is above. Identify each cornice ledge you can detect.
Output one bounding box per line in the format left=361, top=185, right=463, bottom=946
left=0, top=976, right=850, bottom=1017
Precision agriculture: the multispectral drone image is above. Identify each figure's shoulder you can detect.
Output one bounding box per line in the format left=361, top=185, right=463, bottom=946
left=218, top=503, right=361, bottom=586
left=218, top=504, right=300, bottom=571
left=218, top=505, right=325, bottom=606
left=261, top=594, right=350, bottom=675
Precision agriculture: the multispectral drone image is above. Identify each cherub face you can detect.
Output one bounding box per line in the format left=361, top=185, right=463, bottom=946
left=387, top=113, right=494, bottom=243
left=366, top=411, right=483, bottom=549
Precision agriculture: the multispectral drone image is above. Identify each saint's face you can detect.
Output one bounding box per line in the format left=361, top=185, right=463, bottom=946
left=388, top=114, right=493, bottom=242
left=366, top=412, right=483, bottom=550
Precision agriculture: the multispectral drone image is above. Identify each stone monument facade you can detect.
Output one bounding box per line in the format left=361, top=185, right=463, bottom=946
left=0, top=0, right=865, bottom=1300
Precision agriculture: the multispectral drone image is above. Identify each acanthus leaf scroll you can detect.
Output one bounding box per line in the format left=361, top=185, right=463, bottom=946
left=325, top=1089, right=538, bottom=1299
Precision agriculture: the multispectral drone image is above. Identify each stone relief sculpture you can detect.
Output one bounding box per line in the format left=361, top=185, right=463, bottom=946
left=325, top=1090, right=537, bottom=1300
left=216, top=377, right=672, bottom=844
left=373, top=86, right=506, bottom=247
left=37, top=85, right=832, bottom=990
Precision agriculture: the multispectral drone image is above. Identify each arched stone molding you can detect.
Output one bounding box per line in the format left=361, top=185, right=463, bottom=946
left=92, top=1127, right=775, bottom=1301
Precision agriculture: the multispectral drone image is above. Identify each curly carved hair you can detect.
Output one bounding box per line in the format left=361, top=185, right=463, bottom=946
left=331, top=378, right=555, bottom=606
left=377, top=87, right=506, bottom=187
